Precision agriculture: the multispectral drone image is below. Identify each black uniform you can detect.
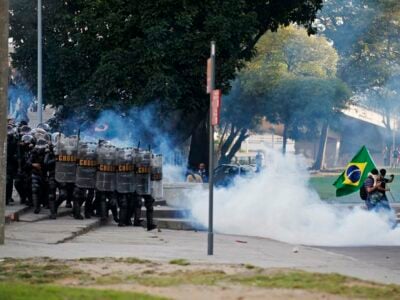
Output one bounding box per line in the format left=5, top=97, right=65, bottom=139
left=28, top=141, right=48, bottom=214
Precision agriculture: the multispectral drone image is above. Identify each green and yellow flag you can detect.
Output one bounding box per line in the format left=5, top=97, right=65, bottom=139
left=333, top=146, right=377, bottom=197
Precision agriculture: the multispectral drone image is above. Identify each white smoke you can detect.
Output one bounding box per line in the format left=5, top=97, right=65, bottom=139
left=188, top=148, right=400, bottom=246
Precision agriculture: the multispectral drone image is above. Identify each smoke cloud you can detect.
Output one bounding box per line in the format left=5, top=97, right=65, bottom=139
left=188, top=148, right=400, bottom=246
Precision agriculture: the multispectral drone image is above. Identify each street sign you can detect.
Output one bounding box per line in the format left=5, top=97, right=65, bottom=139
left=212, top=89, right=221, bottom=126
left=207, top=58, right=212, bottom=94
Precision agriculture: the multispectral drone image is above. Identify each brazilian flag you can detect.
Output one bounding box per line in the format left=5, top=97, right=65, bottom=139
left=333, top=146, right=377, bottom=197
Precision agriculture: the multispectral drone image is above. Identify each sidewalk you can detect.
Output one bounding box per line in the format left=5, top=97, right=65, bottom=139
left=2, top=224, right=400, bottom=285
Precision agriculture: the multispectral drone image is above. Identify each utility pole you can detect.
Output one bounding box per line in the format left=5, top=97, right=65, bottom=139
left=208, top=41, right=216, bottom=255
left=37, top=0, right=43, bottom=123
left=0, top=0, right=10, bottom=245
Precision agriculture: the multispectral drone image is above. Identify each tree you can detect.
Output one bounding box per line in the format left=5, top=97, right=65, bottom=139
left=9, top=0, right=324, bottom=169
left=236, top=26, right=349, bottom=156
left=318, top=0, right=400, bottom=143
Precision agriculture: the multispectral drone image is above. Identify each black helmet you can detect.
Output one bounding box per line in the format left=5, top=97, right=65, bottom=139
left=19, top=125, right=31, bottom=135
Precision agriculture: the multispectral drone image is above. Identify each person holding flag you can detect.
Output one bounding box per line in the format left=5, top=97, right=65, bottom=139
left=333, top=146, right=377, bottom=198
left=334, top=146, right=397, bottom=217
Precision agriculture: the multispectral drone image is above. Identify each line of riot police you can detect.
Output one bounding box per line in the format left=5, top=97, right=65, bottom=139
left=6, top=121, right=163, bottom=231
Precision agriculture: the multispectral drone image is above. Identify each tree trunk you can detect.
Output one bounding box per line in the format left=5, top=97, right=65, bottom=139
left=312, top=121, right=329, bottom=170
left=0, top=0, right=9, bottom=244
left=188, top=118, right=209, bottom=171
left=282, top=123, right=288, bottom=155
left=223, top=128, right=249, bottom=164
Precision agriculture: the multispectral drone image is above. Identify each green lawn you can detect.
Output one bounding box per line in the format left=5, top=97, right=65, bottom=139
left=309, top=174, right=400, bottom=202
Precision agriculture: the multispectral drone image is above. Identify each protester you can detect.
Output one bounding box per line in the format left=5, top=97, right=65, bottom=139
left=197, top=163, right=208, bottom=183
left=378, top=169, right=394, bottom=211
left=364, top=168, right=390, bottom=211
left=255, top=151, right=263, bottom=172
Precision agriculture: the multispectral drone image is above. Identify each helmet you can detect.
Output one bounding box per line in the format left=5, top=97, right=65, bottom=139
left=19, top=125, right=31, bottom=136
left=37, top=123, right=51, bottom=132
left=21, top=134, right=36, bottom=146
left=7, top=124, right=16, bottom=136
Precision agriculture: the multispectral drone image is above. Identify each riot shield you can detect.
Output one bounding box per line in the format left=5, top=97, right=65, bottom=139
left=134, top=149, right=151, bottom=195
left=55, top=136, right=78, bottom=183
left=76, top=141, right=97, bottom=189
left=115, top=148, right=135, bottom=193
left=95, top=144, right=116, bottom=192
left=151, top=154, right=163, bottom=200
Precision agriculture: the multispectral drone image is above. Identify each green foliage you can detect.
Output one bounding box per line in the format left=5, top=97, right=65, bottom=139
left=169, top=259, right=190, bottom=266
left=230, top=26, right=350, bottom=152
left=9, top=0, right=323, bottom=141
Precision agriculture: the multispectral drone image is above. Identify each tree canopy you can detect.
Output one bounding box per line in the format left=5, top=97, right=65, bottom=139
left=10, top=1, right=323, bottom=147
left=220, top=26, right=350, bottom=156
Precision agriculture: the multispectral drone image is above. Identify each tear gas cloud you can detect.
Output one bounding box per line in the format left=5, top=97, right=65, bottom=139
left=8, top=84, right=33, bottom=123
left=188, top=148, right=400, bottom=246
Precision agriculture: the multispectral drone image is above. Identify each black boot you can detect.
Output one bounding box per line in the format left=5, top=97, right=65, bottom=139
left=32, top=194, right=41, bottom=214
left=73, top=200, right=84, bottom=220
left=146, top=209, right=157, bottom=231
left=49, top=200, right=57, bottom=219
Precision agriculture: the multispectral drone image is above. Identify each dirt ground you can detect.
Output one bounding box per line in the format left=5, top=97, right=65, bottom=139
left=58, top=258, right=351, bottom=300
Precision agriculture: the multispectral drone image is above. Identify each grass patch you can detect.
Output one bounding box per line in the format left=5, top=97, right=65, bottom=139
left=0, top=258, right=88, bottom=284
left=0, top=282, right=167, bottom=300
left=232, top=270, right=400, bottom=299
left=116, top=257, right=152, bottom=264
left=169, top=259, right=190, bottom=266
left=127, top=270, right=227, bottom=287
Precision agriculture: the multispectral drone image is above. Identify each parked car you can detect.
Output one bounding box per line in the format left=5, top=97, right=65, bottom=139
left=214, top=164, right=255, bottom=187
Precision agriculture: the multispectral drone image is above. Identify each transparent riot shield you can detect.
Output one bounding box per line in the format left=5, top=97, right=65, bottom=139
left=55, top=136, right=78, bottom=183
left=116, top=148, right=135, bottom=193
left=133, top=149, right=151, bottom=195
left=76, top=141, right=97, bottom=189
left=95, top=144, right=116, bottom=192
left=151, top=154, right=163, bottom=200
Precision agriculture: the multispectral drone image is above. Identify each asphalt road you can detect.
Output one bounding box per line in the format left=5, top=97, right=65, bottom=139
left=316, top=246, right=400, bottom=272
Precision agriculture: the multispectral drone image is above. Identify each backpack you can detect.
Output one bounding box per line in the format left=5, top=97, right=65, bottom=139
left=359, top=175, right=374, bottom=200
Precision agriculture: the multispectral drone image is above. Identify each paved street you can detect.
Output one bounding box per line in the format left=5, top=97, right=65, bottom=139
left=1, top=210, right=400, bottom=285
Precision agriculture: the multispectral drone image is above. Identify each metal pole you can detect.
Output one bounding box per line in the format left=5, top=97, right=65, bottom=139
left=208, top=41, right=216, bottom=255
left=37, top=0, right=43, bottom=123
left=0, top=0, right=10, bottom=245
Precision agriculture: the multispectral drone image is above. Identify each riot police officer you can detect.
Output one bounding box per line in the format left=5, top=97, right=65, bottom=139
left=28, top=139, right=49, bottom=214
left=115, top=148, right=135, bottom=226
left=14, top=132, right=35, bottom=206
left=96, top=142, right=119, bottom=223
left=55, top=135, right=78, bottom=211
left=73, top=141, right=97, bottom=219
left=134, top=149, right=157, bottom=231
